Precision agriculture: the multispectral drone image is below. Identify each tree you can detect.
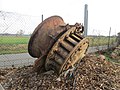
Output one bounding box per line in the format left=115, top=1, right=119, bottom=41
left=16, top=29, right=24, bottom=36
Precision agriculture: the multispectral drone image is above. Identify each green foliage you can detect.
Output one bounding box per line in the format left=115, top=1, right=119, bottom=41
left=0, top=36, right=29, bottom=54
left=0, top=44, right=28, bottom=55
left=0, top=36, right=117, bottom=54
left=0, top=36, right=29, bottom=44
left=95, top=49, right=120, bottom=64
left=88, top=36, right=116, bottom=46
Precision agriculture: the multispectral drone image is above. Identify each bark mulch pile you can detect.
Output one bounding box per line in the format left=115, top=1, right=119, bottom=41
left=0, top=54, right=120, bottom=90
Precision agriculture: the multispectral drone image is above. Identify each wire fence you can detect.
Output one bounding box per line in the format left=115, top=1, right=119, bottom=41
left=0, top=11, right=119, bottom=68
left=88, top=36, right=117, bottom=47
left=0, top=53, right=36, bottom=68
left=0, top=11, right=40, bottom=68
left=0, top=35, right=118, bottom=68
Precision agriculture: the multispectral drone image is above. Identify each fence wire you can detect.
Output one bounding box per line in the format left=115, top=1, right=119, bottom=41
left=0, top=11, right=118, bottom=68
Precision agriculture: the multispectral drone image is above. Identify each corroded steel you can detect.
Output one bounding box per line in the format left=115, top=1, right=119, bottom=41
left=28, top=16, right=66, bottom=58
left=28, top=15, right=89, bottom=75
left=45, top=24, right=89, bottom=74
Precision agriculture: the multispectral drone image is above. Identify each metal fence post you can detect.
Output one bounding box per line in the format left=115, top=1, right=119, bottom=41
left=108, top=27, right=111, bottom=49
left=117, top=32, right=120, bottom=46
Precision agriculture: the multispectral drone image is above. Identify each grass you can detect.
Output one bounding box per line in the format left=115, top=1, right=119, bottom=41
left=0, top=44, right=28, bottom=54
left=0, top=36, right=29, bottom=44
left=95, top=49, right=120, bottom=64
left=88, top=36, right=116, bottom=46
left=0, top=35, right=117, bottom=54
left=0, top=36, right=30, bottom=55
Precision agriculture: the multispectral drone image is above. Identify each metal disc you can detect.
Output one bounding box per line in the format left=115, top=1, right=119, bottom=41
left=28, top=16, right=65, bottom=58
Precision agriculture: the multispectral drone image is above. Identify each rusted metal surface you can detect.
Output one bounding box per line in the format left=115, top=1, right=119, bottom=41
left=45, top=24, right=89, bottom=74
left=28, top=16, right=66, bottom=58
left=28, top=16, right=89, bottom=75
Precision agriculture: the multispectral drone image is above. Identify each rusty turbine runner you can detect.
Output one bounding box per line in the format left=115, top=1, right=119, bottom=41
left=28, top=16, right=89, bottom=75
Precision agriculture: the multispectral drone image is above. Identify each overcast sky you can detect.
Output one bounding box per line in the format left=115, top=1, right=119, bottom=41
left=0, top=0, right=120, bottom=36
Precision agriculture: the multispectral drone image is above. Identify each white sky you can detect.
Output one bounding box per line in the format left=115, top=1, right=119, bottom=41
left=0, top=0, right=120, bottom=36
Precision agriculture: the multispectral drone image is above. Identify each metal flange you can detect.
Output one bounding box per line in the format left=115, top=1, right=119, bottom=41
left=28, top=16, right=66, bottom=58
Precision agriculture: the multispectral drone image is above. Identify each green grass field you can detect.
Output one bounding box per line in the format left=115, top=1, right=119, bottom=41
left=0, top=36, right=29, bottom=44
left=0, top=36, right=30, bottom=54
left=0, top=35, right=117, bottom=55
left=88, top=36, right=116, bottom=46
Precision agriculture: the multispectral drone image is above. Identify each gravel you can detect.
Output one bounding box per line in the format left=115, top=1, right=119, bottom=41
left=0, top=54, right=120, bottom=90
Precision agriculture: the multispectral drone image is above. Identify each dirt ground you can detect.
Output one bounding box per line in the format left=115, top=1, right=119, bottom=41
left=0, top=54, right=120, bottom=90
